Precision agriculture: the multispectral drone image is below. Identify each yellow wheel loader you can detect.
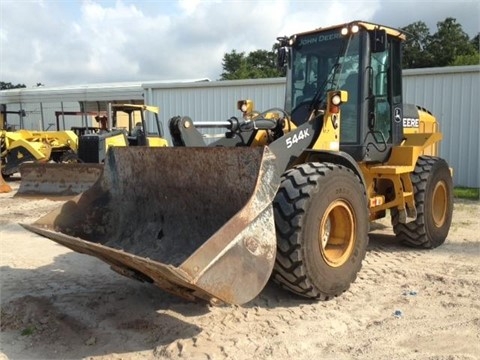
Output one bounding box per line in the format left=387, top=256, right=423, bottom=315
left=22, top=21, right=453, bottom=305
left=16, top=104, right=168, bottom=197
left=1, top=129, right=78, bottom=176
left=1, top=104, right=79, bottom=178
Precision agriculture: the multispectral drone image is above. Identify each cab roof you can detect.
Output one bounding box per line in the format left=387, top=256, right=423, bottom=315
left=111, top=104, right=159, bottom=114
left=293, top=20, right=406, bottom=41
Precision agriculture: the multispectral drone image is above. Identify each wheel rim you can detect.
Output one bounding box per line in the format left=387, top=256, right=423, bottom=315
left=319, top=200, right=356, bottom=267
left=432, top=180, right=447, bottom=227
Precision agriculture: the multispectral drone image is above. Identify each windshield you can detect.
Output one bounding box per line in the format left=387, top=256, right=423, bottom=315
left=290, top=29, right=361, bottom=111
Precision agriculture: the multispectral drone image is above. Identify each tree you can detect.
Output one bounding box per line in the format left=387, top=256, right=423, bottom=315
left=450, top=54, right=480, bottom=66
left=246, top=49, right=283, bottom=78
left=402, top=18, right=480, bottom=69
left=402, top=18, right=479, bottom=68
left=427, top=18, right=477, bottom=67
left=401, top=21, right=433, bottom=68
left=0, top=82, right=26, bottom=90
left=459, top=33, right=480, bottom=65
left=472, top=33, right=480, bottom=50
left=220, top=50, right=249, bottom=80
left=220, top=47, right=285, bottom=80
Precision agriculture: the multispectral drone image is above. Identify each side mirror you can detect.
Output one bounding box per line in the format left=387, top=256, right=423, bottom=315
left=371, top=29, right=387, bottom=53
left=277, top=47, right=289, bottom=70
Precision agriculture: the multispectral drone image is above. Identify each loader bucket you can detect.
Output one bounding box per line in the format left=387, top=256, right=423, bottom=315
left=16, top=163, right=104, bottom=198
left=21, top=146, right=279, bottom=305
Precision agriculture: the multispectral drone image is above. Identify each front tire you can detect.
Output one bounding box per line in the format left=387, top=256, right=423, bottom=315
left=392, top=156, right=453, bottom=248
left=272, top=163, right=369, bottom=300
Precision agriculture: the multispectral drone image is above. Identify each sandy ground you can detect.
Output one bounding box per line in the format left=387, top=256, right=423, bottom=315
left=1, top=177, right=479, bottom=360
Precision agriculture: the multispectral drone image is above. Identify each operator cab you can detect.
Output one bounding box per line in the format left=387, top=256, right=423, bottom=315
left=280, top=21, right=405, bottom=163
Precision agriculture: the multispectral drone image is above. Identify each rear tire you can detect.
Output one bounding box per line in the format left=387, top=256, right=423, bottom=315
left=272, top=163, right=369, bottom=300
left=392, top=156, right=453, bottom=248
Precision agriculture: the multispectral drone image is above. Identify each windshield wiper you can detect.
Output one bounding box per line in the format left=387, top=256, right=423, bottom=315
left=307, top=34, right=353, bottom=115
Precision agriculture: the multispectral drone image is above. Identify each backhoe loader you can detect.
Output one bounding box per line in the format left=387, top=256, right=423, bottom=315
left=22, top=21, right=453, bottom=305
left=16, top=104, right=168, bottom=197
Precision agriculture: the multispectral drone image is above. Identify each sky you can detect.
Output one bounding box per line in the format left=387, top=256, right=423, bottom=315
left=1, top=0, right=479, bottom=87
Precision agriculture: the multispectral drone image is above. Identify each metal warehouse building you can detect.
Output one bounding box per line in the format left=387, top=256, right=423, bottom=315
left=1, top=65, right=479, bottom=188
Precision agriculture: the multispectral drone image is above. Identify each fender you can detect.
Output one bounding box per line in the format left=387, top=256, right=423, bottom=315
left=302, top=149, right=367, bottom=188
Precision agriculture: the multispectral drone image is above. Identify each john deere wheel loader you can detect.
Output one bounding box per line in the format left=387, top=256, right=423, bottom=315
left=22, top=21, right=453, bottom=305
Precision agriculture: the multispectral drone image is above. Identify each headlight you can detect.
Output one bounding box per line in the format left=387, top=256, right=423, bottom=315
left=331, top=94, right=342, bottom=106
left=237, top=100, right=254, bottom=115
left=341, top=24, right=360, bottom=36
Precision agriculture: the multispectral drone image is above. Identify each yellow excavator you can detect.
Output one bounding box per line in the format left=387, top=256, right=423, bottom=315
left=16, top=104, right=168, bottom=197
left=22, top=21, right=453, bottom=305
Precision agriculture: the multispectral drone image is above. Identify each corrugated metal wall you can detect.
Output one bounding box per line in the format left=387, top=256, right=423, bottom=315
left=402, top=66, right=480, bottom=188
left=143, top=78, right=286, bottom=143
left=1, top=102, right=82, bottom=130
left=146, top=66, right=479, bottom=188
left=2, top=67, right=477, bottom=187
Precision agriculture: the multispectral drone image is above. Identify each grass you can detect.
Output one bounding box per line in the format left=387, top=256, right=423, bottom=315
left=20, top=326, right=36, bottom=336
left=454, top=187, right=480, bottom=200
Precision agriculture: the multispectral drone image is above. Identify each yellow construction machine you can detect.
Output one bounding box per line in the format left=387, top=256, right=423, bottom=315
left=1, top=107, right=78, bottom=178
left=22, top=21, right=453, bottom=305
left=16, top=104, right=168, bottom=197
left=75, top=104, right=168, bottom=163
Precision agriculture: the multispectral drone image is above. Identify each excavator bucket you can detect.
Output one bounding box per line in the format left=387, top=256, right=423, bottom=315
left=0, top=173, right=12, bottom=193
left=16, top=163, right=104, bottom=198
left=21, top=146, right=279, bottom=305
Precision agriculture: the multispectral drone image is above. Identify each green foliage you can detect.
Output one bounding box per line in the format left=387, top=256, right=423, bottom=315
left=221, top=50, right=248, bottom=80
left=0, top=82, right=26, bottom=90
left=451, top=54, right=480, bottom=66
left=454, top=187, right=480, bottom=200
left=402, top=21, right=433, bottom=68
left=220, top=48, right=285, bottom=80
left=472, top=34, right=480, bottom=46
left=21, top=326, right=36, bottom=336
left=428, top=18, right=477, bottom=67
left=402, top=17, right=479, bottom=69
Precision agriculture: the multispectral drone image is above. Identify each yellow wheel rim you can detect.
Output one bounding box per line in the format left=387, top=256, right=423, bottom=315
left=319, top=200, right=356, bottom=267
left=432, top=181, right=447, bottom=227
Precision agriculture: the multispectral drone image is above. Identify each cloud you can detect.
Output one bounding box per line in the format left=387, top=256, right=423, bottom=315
left=0, top=0, right=478, bottom=87
left=371, top=0, right=479, bottom=37
left=177, top=0, right=203, bottom=16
